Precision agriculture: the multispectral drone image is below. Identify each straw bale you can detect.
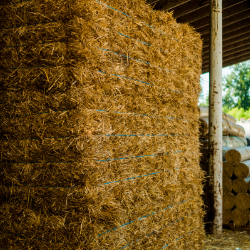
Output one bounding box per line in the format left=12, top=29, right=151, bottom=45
left=222, top=136, right=247, bottom=148
left=234, top=160, right=250, bottom=178
left=232, top=208, right=249, bottom=227
left=199, top=117, right=230, bottom=136
left=223, top=161, right=234, bottom=178
left=198, top=106, right=236, bottom=124
left=232, top=178, right=249, bottom=194
left=235, top=193, right=250, bottom=210
left=201, top=136, right=247, bottom=148
left=229, top=123, right=245, bottom=138
left=204, top=229, right=250, bottom=249
left=222, top=147, right=231, bottom=161
left=225, top=146, right=250, bottom=165
left=199, top=118, right=245, bottom=137
left=0, top=0, right=204, bottom=248
left=223, top=193, right=236, bottom=210
left=223, top=177, right=232, bottom=194
left=222, top=209, right=232, bottom=224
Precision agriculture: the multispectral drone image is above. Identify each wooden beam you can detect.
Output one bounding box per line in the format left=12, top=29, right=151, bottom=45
left=203, top=37, right=250, bottom=58
left=160, top=0, right=209, bottom=18
left=202, top=24, right=250, bottom=44
left=202, top=50, right=250, bottom=70
left=223, top=48, right=250, bottom=62
left=202, top=56, right=250, bottom=73
left=176, top=0, right=247, bottom=25
left=198, top=17, right=250, bottom=36
left=190, top=2, right=250, bottom=30
left=176, top=5, right=209, bottom=24
left=153, top=0, right=191, bottom=11
left=202, top=44, right=250, bottom=63
left=202, top=29, right=250, bottom=52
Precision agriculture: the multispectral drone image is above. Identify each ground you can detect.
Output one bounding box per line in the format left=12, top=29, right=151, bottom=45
left=203, top=230, right=250, bottom=250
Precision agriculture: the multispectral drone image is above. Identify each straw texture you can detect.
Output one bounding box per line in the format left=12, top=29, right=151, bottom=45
left=223, top=162, right=234, bottom=179
left=232, top=178, right=248, bottom=193
left=223, top=178, right=232, bottom=194
left=234, top=160, right=250, bottom=178
left=235, top=193, right=250, bottom=210
left=201, top=136, right=247, bottom=149
left=0, top=0, right=205, bottom=249
left=232, top=209, right=249, bottom=227
left=223, top=193, right=236, bottom=210
left=198, top=106, right=237, bottom=124
left=199, top=118, right=245, bottom=138
left=225, top=147, right=250, bottom=165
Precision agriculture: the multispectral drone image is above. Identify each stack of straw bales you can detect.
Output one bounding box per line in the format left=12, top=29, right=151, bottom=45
left=199, top=107, right=249, bottom=229
left=223, top=148, right=250, bottom=227
left=0, top=0, right=205, bottom=249
left=200, top=136, right=250, bottom=228
left=199, top=106, right=245, bottom=139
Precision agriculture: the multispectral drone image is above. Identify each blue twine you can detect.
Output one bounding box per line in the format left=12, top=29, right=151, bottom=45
left=94, top=0, right=178, bottom=42
left=97, top=47, right=179, bottom=81
left=0, top=20, right=58, bottom=30
left=161, top=229, right=195, bottom=249
left=2, top=151, right=182, bottom=165
left=3, top=108, right=188, bottom=122
left=98, top=70, right=153, bottom=86
left=97, top=70, right=181, bottom=94
left=97, top=47, right=150, bottom=65
left=100, top=167, right=180, bottom=186
left=107, top=28, right=172, bottom=55
left=97, top=198, right=193, bottom=237
left=120, top=209, right=198, bottom=249
left=0, top=0, right=31, bottom=6
left=4, top=167, right=181, bottom=189
left=97, top=150, right=182, bottom=162
left=0, top=134, right=189, bottom=141
left=4, top=231, right=67, bottom=244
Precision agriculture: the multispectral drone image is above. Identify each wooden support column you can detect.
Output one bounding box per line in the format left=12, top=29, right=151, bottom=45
left=209, top=0, right=223, bottom=234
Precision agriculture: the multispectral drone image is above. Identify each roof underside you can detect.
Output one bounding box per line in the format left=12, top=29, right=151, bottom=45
left=147, top=0, right=250, bottom=74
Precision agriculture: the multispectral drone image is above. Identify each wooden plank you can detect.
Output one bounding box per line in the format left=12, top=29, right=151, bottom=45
left=202, top=38, right=250, bottom=59
left=152, top=0, right=191, bottom=11
left=198, top=17, right=250, bottom=36
left=202, top=31, right=250, bottom=53
left=197, top=10, right=250, bottom=35
left=176, top=5, right=209, bottom=24
left=158, top=0, right=246, bottom=18
left=223, top=48, right=250, bottom=62
left=202, top=44, right=250, bottom=63
left=202, top=55, right=250, bottom=73
left=178, top=0, right=249, bottom=28
left=160, top=0, right=209, bottom=18
left=202, top=25, right=250, bottom=44
left=190, top=2, right=250, bottom=30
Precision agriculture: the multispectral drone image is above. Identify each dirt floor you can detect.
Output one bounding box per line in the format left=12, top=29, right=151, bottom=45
left=203, top=229, right=250, bottom=250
